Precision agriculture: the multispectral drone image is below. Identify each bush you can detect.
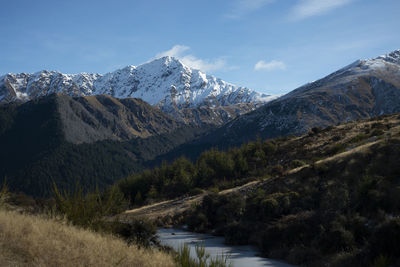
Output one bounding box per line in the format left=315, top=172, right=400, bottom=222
left=187, top=212, right=209, bottom=232
left=261, top=211, right=317, bottom=253
left=0, top=181, right=9, bottom=209
left=189, top=187, right=204, bottom=196
left=310, top=127, right=322, bottom=135
left=370, top=219, right=400, bottom=260
left=372, top=255, right=392, bottom=267
left=175, top=243, right=231, bottom=267
left=291, top=159, right=306, bottom=168
left=319, top=227, right=355, bottom=253
left=271, top=164, right=284, bottom=176
left=53, top=183, right=127, bottom=231
left=370, top=128, right=384, bottom=137
left=349, top=133, right=368, bottom=144
left=113, top=218, right=157, bottom=248
left=327, top=143, right=347, bottom=155
left=224, top=222, right=249, bottom=245
left=286, top=246, right=321, bottom=265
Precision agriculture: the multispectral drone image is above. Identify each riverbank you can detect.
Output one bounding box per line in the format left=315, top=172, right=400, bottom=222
left=157, top=228, right=295, bottom=267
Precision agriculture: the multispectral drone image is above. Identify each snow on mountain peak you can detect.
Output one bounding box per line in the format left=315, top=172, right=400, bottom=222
left=377, top=49, right=400, bottom=65
left=0, top=57, right=275, bottom=111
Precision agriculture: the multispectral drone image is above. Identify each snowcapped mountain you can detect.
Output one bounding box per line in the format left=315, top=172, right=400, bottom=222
left=0, top=56, right=276, bottom=113
left=281, top=49, right=400, bottom=100
left=193, top=49, right=400, bottom=146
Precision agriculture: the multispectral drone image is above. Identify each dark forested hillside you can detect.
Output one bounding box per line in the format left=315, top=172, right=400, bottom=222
left=0, top=94, right=207, bottom=196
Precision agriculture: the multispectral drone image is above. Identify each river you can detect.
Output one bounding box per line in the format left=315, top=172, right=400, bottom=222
left=157, top=228, right=295, bottom=267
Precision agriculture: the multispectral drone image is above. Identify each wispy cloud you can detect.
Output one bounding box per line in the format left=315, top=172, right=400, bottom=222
left=156, top=45, right=227, bottom=72
left=254, top=60, right=286, bottom=71
left=224, top=0, right=274, bottom=19
left=290, top=0, right=353, bottom=20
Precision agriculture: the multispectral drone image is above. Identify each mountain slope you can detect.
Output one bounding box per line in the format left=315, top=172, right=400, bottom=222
left=0, top=57, right=277, bottom=125
left=56, top=94, right=183, bottom=143
left=196, top=49, right=400, bottom=147
left=0, top=94, right=207, bottom=196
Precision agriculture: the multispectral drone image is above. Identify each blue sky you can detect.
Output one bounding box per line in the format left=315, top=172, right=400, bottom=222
left=0, top=0, right=399, bottom=95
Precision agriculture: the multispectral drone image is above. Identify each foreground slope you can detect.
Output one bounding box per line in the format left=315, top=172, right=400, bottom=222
left=120, top=113, right=400, bottom=267
left=0, top=210, right=174, bottom=267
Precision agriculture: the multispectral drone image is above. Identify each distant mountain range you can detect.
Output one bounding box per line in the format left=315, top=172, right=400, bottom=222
left=0, top=56, right=278, bottom=125
left=0, top=49, right=399, bottom=196
left=192, top=49, right=400, bottom=147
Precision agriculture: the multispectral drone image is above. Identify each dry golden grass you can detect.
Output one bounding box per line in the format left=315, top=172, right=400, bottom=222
left=0, top=210, right=174, bottom=267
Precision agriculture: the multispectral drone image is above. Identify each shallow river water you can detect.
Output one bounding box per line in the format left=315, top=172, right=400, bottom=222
left=157, top=228, right=295, bottom=267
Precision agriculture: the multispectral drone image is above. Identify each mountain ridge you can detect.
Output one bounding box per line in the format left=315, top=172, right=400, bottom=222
left=157, top=49, right=400, bottom=156
left=0, top=56, right=278, bottom=115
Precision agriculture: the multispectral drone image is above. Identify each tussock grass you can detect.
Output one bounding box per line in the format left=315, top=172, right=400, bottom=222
left=0, top=210, right=174, bottom=267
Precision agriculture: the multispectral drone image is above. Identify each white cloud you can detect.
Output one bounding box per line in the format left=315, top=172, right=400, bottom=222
left=156, top=45, right=190, bottom=58
left=224, top=0, right=274, bottom=19
left=290, top=0, right=353, bottom=20
left=254, top=60, right=286, bottom=71
left=156, top=45, right=227, bottom=72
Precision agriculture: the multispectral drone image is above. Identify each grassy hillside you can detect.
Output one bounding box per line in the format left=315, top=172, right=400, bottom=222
left=0, top=210, right=174, bottom=267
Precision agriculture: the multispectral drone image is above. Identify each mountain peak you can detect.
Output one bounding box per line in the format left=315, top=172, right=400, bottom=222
left=376, top=49, right=400, bottom=64
left=140, top=56, right=186, bottom=71
left=0, top=57, right=275, bottom=112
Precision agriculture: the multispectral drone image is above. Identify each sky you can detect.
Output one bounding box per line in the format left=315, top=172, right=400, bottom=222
left=0, top=0, right=399, bottom=95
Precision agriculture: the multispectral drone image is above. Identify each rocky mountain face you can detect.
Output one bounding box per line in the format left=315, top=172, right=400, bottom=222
left=0, top=56, right=277, bottom=125
left=55, top=94, right=184, bottom=144
left=183, top=49, right=400, bottom=147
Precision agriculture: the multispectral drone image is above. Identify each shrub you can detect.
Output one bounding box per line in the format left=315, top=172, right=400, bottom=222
left=224, top=222, right=249, bottom=245
left=311, top=127, right=322, bottom=135
left=0, top=180, right=9, bottom=209
left=262, top=141, right=277, bottom=155
left=372, top=255, right=392, bottom=267
left=271, top=164, right=284, bottom=176
left=53, top=183, right=127, bottom=231
left=187, top=212, right=209, bottom=232
left=286, top=246, right=321, bottom=265
left=261, top=211, right=317, bottom=253
left=327, top=143, right=347, bottom=155
left=291, top=159, right=306, bottom=168
left=189, top=187, right=204, bottom=196
left=319, top=227, right=355, bottom=253
left=175, top=243, right=231, bottom=267
left=349, top=133, right=368, bottom=144
left=370, top=128, right=384, bottom=137
left=370, top=219, right=400, bottom=260
left=113, top=218, right=157, bottom=248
